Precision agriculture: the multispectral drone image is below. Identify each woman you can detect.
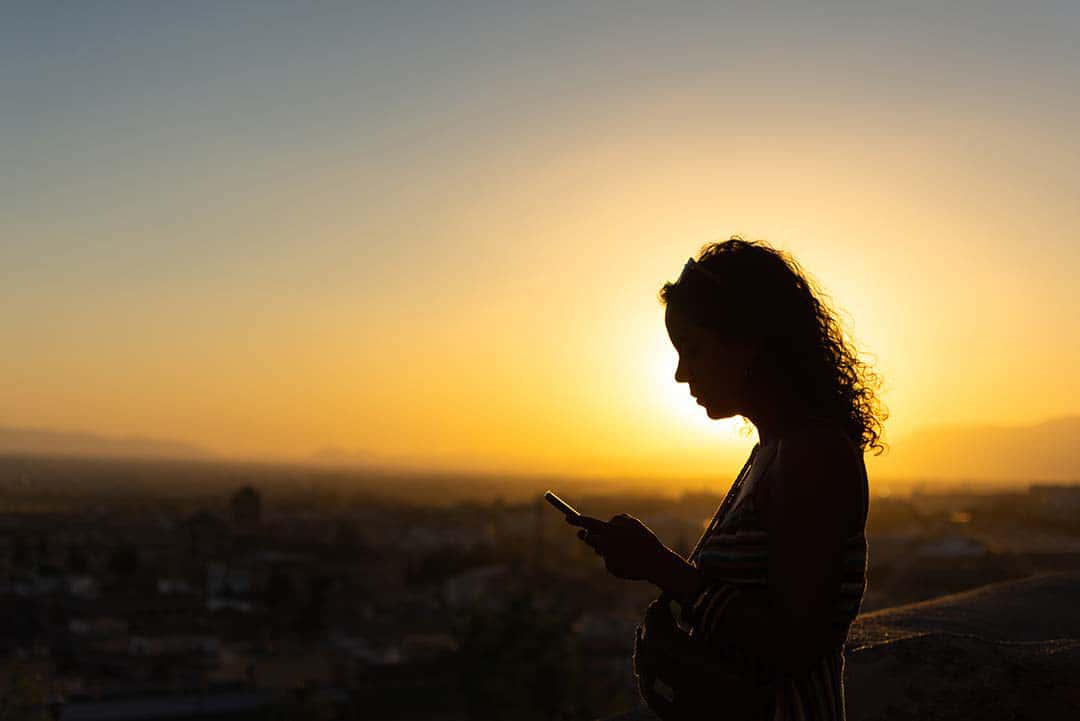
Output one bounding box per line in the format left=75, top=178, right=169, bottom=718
left=575, top=237, right=886, bottom=720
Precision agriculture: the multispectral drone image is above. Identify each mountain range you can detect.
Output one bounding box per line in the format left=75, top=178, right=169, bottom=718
left=0, top=426, right=214, bottom=461
left=866, top=415, right=1079, bottom=485
left=1, top=415, right=1077, bottom=485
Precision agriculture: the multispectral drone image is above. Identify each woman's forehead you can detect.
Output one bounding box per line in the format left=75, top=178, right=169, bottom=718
left=664, top=304, right=709, bottom=341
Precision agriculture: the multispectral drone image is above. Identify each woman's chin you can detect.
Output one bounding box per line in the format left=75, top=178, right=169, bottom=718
left=701, top=400, right=739, bottom=420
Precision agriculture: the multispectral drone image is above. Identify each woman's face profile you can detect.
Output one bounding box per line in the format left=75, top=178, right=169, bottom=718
left=664, top=303, right=757, bottom=420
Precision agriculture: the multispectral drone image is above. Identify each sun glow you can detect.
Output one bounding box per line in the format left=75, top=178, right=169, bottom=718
left=5, top=3, right=1079, bottom=484
left=639, top=330, right=751, bottom=446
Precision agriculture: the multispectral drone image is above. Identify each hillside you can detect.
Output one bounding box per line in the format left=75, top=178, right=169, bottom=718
left=868, top=416, right=1080, bottom=486
left=845, top=571, right=1080, bottom=720
left=601, top=572, right=1079, bottom=721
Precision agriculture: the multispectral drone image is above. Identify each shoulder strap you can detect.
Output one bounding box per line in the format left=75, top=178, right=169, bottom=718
left=688, top=444, right=759, bottom=563
left=731, top=440, right=781, bottom=513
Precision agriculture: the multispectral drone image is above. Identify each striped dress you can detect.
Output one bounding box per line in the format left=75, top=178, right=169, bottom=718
left=681, top=428, right=869, bottom=721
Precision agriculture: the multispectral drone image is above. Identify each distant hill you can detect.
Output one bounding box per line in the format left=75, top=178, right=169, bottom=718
left=868, top=415, right=1080, bottom=486
left=3, top=414, right=1079, bottom=490
left=0, top=426, right=214, bottom=461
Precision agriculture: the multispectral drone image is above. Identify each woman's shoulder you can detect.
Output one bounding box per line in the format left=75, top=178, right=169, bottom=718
left=780, top=420, right=860, bottom=464
left=754, top=420, right=864, bottom=532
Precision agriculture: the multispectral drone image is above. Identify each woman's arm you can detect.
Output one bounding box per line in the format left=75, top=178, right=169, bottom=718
left=650, top=546, right=704, bottom=603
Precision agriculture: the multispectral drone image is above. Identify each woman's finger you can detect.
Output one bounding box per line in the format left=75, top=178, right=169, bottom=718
left=572, top=515, right=608, bottom=533
left=606, top=559, right=628, bottom=577
left=579, top=529, right=602, bottom=551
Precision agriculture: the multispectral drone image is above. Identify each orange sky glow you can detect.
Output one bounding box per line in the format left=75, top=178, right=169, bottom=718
left=5, top=4, right=1078, bottom=491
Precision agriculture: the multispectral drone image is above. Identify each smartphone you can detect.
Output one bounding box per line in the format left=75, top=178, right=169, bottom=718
left=544, top=490, right=606, bottom=530
left=544, top=490, right=581, bottom=517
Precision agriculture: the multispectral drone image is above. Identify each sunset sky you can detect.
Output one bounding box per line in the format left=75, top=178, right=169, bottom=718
left=5, top=3, right=1078, bottom=484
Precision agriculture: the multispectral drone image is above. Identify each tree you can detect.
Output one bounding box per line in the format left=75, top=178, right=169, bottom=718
left=455, top=590, right=585, bottom=721
left=0, top=661, right=51, bottom=721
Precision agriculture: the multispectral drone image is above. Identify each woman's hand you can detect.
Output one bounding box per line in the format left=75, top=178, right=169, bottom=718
left=573, top=513, right=671, bottom=583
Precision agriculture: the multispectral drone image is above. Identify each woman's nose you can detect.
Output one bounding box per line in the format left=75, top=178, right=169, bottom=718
left=674, top=357, right=689, bottom=384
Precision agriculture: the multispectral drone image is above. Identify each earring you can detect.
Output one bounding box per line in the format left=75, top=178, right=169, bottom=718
left=740, top=364, right=754, bottom=405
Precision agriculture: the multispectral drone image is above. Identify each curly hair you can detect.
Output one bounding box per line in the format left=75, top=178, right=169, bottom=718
left=659, top=236, right=888, bottom=455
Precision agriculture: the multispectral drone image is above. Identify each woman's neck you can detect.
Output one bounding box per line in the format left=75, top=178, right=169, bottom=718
left=743, top=391, right=818, bottom=448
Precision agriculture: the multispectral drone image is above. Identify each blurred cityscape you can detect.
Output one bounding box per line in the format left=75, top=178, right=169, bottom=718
left=1, top=454, right=1078, bottom=720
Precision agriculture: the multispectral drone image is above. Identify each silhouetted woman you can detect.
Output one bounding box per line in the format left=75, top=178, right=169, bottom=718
left=575, top=237, right=886, bottom=721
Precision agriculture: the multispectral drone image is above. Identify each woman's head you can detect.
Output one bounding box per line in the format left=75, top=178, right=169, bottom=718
left=659, top=236, right=888, bottom=454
